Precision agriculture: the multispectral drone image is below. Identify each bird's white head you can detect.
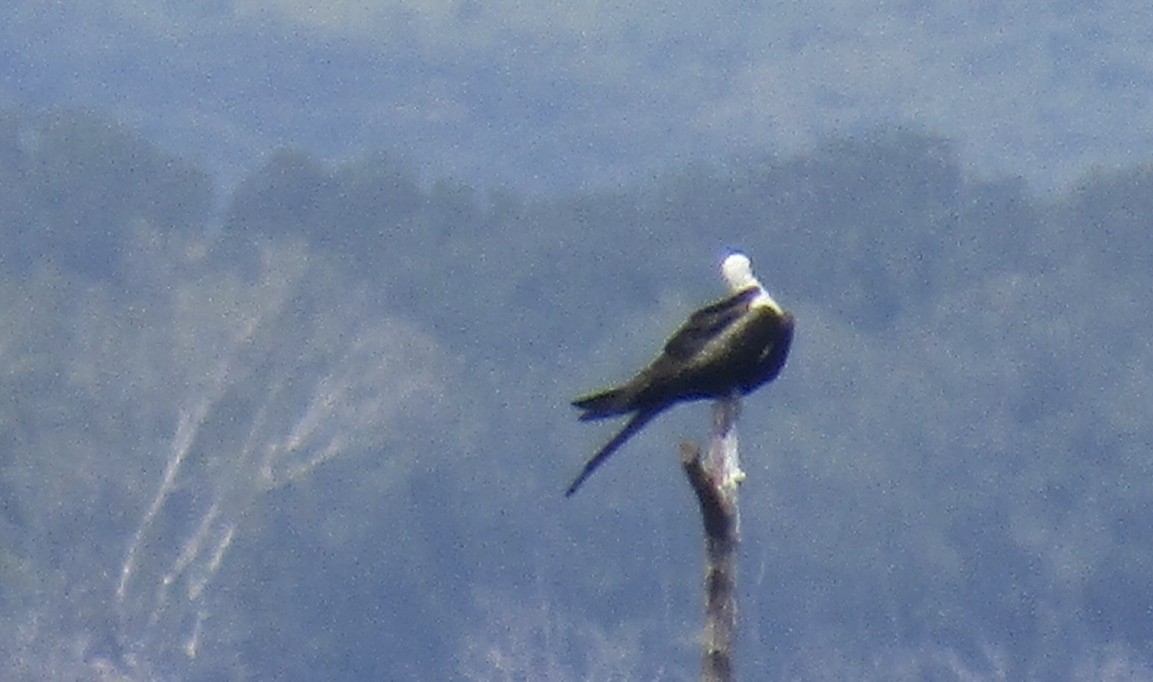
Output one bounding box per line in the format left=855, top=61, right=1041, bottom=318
left=720, top=252, right=783, bottom=312
left=721, top=252, right=758, bottom=292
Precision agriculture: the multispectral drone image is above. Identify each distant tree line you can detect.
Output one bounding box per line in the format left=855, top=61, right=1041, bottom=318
left=4, top=105, right=1153, bottom=678
left=4, top=107, right=1147, bottom=340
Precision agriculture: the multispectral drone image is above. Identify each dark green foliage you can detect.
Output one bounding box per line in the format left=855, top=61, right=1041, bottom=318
left=1058, top=165, right=1153, bottom=278
left=0, top=110, right=214, bottom=276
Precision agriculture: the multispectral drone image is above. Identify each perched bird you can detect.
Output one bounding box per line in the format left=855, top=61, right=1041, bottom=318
left=566, top=253, right=793, bottom=496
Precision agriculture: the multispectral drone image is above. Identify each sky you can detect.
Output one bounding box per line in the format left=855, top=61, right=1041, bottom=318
left=3, top=0, right=1153, bottom=194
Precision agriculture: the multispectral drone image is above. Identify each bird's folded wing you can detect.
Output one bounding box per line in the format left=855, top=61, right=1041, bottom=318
left=662, top=288, right=757, bottom=359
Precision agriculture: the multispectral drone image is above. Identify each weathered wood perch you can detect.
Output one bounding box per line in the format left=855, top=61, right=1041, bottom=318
left=681, top=394, right=743, bottom=682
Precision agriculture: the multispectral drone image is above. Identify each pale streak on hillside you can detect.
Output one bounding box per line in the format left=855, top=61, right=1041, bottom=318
left=96, top=234, right=447, bottom=676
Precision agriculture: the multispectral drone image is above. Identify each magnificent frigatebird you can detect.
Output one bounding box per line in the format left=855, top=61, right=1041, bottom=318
left=566, top=253, right=793, bottom=497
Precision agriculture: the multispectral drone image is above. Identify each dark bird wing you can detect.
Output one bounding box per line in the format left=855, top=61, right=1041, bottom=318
left=662, top=287, right=758, bottom=359
left=565, top=407, right=663, bottom=497
left=571, top=288, right=761, bottom=421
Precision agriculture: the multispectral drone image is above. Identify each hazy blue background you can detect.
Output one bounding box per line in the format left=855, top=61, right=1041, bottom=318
left=5, top=0, right=1152, bottom=194
left=2, top=2, right=1153, bottom=680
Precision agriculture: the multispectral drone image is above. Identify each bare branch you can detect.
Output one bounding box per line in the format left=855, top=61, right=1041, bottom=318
left=682, top=395, right=743, bottom=682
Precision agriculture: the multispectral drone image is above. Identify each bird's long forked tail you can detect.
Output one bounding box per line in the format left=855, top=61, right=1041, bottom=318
left=565, top=408, right=661, bottom=497
left=572, top=386, right=634, bottom=421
